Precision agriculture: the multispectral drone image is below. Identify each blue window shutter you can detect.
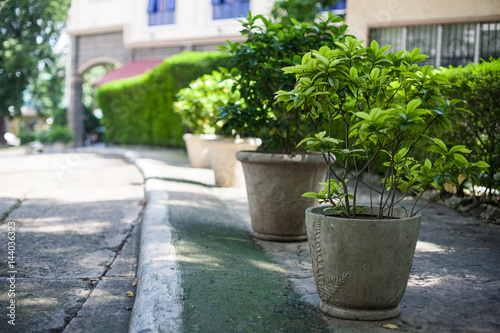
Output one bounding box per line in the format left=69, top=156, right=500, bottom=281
left=212, top=0, right=224, bottom=4
left=147, top=0, right=157, bottom=13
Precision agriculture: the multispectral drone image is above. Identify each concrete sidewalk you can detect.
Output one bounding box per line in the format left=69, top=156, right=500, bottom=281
left=78, top=145, right=500, bottom=333
left=0, top=147, right=145, bottom=332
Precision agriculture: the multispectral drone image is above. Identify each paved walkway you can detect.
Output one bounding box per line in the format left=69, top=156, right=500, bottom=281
left=0, top=147, right=144, bottom=332
left=1, top=145, right=499, bottom=332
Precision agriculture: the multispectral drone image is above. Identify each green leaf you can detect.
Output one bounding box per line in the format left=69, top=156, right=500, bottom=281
left=302, top=192, right=320, bottom=198
left=431, top=138, right=448, bottom=152
left=476, top=161, right=490, bottom=168
left=454, top=154, right=469, bottom=164
left=406, top=99, right=422, bottom=113
left=425, top=158, right=432, bottom=169
left=297, top=137, right=316, bottom=148
left=350, top=67, right=358, bottom=79
left=449, top=145, right=471, bottom=154
left=315, top=131, right=326, bottom=139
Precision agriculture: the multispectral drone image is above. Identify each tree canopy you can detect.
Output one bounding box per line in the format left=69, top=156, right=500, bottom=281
left=0, top=0, right=70, bottom=118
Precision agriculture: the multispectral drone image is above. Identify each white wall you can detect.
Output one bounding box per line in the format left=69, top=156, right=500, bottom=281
left=66, top=0, right=130, bottom=35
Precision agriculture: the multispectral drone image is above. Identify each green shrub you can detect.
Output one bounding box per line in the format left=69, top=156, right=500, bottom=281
left=19, top=130, right=36, bottom=145
left=219, top=12, right=349, bottom=153
left=174, top=71, right=242, bottom=135
left=96, top=51, right=231, bottom=147
left=277, top=39, right=489, bottom=216
left=36, top=129, right=51, bottom=144
left=442, top=58, right=500, bottom=195
left=49, top=125, right=74, bottom=143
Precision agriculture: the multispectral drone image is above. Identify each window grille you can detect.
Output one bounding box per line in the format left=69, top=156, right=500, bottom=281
left=481, top=22, right=500, bottom=61
left=370, top=21, right=500, bottom=67
left=148, top=0, right=176, bottom=26
left=212, top=0, right=250, bottom=20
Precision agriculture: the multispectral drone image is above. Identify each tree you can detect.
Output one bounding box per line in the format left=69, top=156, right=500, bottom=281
left=271, top=0, right=342, bottom=25
left=27, top=55, right=67, bottom=122
left=0, top=0, right=70, bottom=144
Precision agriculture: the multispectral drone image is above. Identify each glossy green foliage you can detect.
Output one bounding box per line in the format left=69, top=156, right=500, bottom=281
left=277, top=37, right=489, bottom=217
left=174, top=71, right=243, bottom=135
left=96, top=51, right=231, bottom=146
left=218, top=12, right=348, bottom=153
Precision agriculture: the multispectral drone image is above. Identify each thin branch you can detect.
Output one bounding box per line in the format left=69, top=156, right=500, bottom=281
left=412, top=191, right=441, bottom=216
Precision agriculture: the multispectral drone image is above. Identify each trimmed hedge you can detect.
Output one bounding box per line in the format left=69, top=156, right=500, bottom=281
left=443, top=58, right=500, bottom=194
left=96, top=51, right=231, bottom=146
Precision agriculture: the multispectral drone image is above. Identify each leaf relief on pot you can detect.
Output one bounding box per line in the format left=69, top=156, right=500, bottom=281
left=311, top=219, right=349, bottom=301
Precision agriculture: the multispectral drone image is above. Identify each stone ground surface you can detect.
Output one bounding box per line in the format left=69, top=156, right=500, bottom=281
left=1, top=145, right=500, bottom=333
left=0, top=147, right=144, bottom=332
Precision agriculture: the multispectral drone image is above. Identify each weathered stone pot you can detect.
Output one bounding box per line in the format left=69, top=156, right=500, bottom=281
left=206, top=138, right=261, bottom=187
left=236, top=151, right=327, bottom=241
left=305, top=206, right=421, bottom=320
left=182, top=133, right=221, bottom=168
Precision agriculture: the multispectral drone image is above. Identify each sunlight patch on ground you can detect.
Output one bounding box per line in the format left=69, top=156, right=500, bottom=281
left=247, top=259, right=285, bottom=273
left=20, top=221, right=111, bottom=234
left=415, top=240, right=449, bottom=253
left=408, top=274, right=445, bottom=287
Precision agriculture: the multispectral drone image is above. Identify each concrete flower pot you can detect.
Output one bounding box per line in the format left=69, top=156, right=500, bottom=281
left=182, top=133, right=221, bottom=168
left=205, top=138, right=261, bottom=187
left=236, top=151, right=327, bottom=241
left=305, top=206, right=421, bottom=320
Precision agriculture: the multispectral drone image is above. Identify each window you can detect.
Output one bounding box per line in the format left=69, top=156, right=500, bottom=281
left=323, top=0, right=346, bottom=15
left=148, top=0, right=176, bottom=26
left=370, top=21, right=500, bottom=67
left=212, top=0, right=250, bottom=20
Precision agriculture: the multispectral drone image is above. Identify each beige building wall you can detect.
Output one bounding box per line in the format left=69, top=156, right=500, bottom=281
left=345, top=0, right=500, bottom=44
left=66, top=0, right=274, bottom=47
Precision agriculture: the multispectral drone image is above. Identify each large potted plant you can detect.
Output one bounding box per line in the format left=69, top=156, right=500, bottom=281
left=219, top=12, right=348, bottom=241
left=276, top=37, right=489, bottom=319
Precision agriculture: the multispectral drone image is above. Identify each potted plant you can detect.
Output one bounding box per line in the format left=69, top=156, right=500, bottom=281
left=175, top=71, right=233, bottom=168
left=49, top=125, right=74, bottom=152
left=276, top=37, right=489, bottom=319
left=219, top=12, right=348, bottom=240
left=175, top=71, right=260, bottom=185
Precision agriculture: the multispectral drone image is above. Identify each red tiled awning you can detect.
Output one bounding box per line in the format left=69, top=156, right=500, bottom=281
left=93, top=59, right=164, bottom=87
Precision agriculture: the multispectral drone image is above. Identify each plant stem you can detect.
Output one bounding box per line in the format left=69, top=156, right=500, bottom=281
left=365, top=149, right=374, bottom=213
left=412, top=190, right=441, bottom=216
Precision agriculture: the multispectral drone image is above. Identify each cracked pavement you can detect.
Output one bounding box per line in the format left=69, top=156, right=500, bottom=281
left=0, top=148, right=144, bottom=332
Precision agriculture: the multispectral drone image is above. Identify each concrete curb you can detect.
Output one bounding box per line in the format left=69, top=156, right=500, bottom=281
left=75, top=147, right=183, bottom=333
left=128, top=177, right=182, bottom=333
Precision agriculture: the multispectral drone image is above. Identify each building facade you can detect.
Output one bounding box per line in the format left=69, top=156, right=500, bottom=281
left=66, top=0, right=499, bottom=146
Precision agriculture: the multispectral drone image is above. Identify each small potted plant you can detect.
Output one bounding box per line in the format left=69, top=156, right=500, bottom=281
left=49, top=125, right=74, bottom=152
left=175, top=71, right=234, bottom=168
left=175, top=71, right=260, bottom=185
left=219, top=12, right=348, bottom=240
left=276, top=37, right=489, bottom=319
